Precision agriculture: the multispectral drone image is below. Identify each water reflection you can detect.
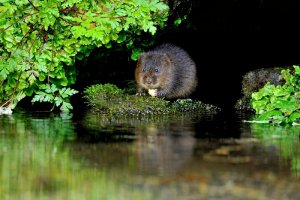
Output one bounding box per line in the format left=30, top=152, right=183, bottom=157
left=0, top=110, right=153, bottom=199
left=135, top=125, right=195, bottom=176
left=250, top=123, right=300, bottom=177
left=0, top=111, right=76, bottom=199
left=1, top=110, right=300, bottom=199
left=78, top=112, right=198, bottom=176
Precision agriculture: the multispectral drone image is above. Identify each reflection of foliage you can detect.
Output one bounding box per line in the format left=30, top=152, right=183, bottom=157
left=29, top=114, right=76, bottom=141
left=251, top=65, right=300, bottom=124
left=83, top=83, right=220, bottom=116
left=0, top=111, right=152, bottom=199
left=0, top=0, right=169, bottom=112
left=251, top=123, right=300, bottom=177
left=0, top=109, right=76, bottom=142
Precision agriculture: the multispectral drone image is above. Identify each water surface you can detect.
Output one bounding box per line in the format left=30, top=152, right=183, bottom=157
left=1, top=109, right=300, bottom=200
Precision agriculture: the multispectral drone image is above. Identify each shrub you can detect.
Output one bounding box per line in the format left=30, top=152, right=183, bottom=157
left=0, top=0, right=169, bottom=113
left=251, top=65, right=300, bottom=125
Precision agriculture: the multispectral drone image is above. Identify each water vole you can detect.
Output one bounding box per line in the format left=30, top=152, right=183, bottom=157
left=135, top=43, right=198, bottom=99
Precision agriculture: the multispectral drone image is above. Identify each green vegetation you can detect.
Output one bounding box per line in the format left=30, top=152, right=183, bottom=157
left=235, top=67, right=284, bottom=111
left=250, top=65, right=300, bottom=125
left=83, top=83, right=219, bottom=116
left=0, top=0, right=169, bottom=113
left=173, top=15, right=187, bottom=26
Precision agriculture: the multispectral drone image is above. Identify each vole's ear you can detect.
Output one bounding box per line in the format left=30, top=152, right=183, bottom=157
left=137, top=53, right=145, bottom=61
left=136, top=53, right=145, bottom=66
left=159, top=53, right=172, bottom=67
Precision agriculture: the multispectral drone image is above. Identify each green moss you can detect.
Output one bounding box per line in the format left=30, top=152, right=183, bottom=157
left=83, top=84, right=219, bottom=116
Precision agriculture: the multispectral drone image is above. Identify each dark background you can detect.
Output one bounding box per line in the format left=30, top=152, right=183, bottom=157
left=75, top=0, right=300, bottom=110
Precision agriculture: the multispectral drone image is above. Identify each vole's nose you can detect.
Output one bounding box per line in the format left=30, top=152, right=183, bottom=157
left=144, top=77, right=152, bottom=84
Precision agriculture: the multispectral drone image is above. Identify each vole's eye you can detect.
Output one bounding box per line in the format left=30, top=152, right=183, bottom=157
left=155, top=68, right=159, bottom=73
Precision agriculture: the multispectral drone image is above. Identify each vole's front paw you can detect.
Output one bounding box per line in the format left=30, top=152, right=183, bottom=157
left=136, top=92, right=146, bottom=96
left=148, top=89, right=158, bottom=97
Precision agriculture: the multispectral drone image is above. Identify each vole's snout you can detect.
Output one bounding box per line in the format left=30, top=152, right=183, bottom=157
left=144, top=76, right=153, bottom=85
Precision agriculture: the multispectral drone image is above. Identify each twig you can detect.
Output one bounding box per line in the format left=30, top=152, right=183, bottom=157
left=28, top=0, right=38, bottom=10
left=49, top=20, right=57, bottom=84
left=0, top=12, right=38, bottom=35
left=59, top=16, right=80, bottom=26
left=27, top=26, right=43, bottom=54
left=14, top=21, right=38, bottom=55
left=0, top=99, right=12, bottom=108
left=12, top=72, right=23, bottom=97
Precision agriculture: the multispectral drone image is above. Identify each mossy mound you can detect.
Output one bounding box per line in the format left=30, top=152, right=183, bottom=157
left=83, top=83, right=219, bottom=116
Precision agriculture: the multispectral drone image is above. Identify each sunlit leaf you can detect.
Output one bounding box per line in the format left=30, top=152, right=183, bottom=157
left=289, top=112, right=300, bottom=123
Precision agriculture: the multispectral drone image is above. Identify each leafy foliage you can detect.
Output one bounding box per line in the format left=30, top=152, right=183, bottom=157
left=250, top=65, right=300, bottom=124
left=0, top=0, right=169, bottom=113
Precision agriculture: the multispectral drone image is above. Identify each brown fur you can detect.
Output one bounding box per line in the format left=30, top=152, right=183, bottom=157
left=135, top=43, right=198, bottom=99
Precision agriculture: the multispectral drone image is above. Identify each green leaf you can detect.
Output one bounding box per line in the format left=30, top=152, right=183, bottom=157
left=294, top=65, right=300, bottom=75
left=60, top=102, right=73, bottom=112
left=24, top=87, right=35, bottom=96
left=273, top=99, right=298, bottom=114
left=38, top=73, right=46, bottom=81
left=289, top=112, right=300, bottom=123
left=54, top=96, right=63, bottom=107
left=256, top=110, right=283, bottom=121
left=131, top=48, right=141, bottom=61
left=117, top=33, right=126, bottom=43
left=174, top=18, right=182, bottom=26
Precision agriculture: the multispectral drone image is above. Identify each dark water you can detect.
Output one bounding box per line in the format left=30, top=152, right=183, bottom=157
left=1, top=108, right=300, bottom=200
